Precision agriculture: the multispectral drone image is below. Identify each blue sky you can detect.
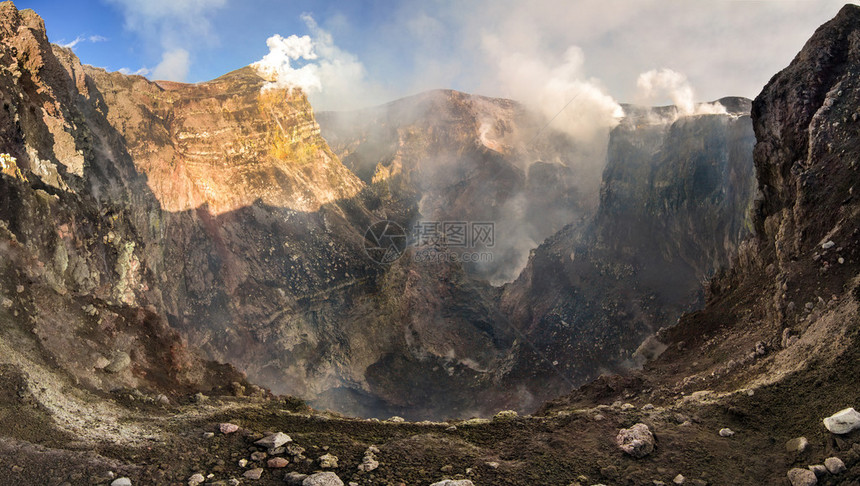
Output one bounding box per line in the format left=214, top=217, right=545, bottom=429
left=17, top=0, right=860, bottom=111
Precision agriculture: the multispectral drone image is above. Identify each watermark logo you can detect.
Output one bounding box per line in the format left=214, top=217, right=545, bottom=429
left=364, top=220, right=495, bottom=264
left=364, top=220, right=408, bottom=264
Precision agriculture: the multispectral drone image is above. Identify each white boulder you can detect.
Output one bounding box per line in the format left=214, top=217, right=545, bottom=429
left=823, top=408, right=860, bottom=434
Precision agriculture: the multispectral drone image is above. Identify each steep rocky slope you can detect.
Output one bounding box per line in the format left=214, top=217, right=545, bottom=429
left=318, top=90, right=597, bottom=284
left=0, top=1, right=247, bottom=394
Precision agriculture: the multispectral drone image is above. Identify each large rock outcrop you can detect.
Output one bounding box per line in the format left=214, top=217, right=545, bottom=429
left=0, top=1, right=248, bottom=412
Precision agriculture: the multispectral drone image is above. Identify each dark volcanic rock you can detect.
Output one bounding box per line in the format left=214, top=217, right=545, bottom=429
left=500, top=103, right=756, bottom=405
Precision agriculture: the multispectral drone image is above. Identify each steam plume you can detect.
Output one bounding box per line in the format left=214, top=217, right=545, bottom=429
left=252, top=15, right=382, bottom=110
left=635, top=68, right=727, bottom=116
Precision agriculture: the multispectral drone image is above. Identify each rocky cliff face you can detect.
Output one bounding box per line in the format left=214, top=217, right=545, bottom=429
left=544, top=6, right=860, bottom=483
left=0, top=1, right=249, bottom=418
left=319, top=89, right=597, bottom=284
left=500, top=100, right=757, bottom=406
left=87, top=66, right=363, bottom=215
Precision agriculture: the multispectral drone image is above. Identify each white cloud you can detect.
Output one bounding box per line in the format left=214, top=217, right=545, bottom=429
left=151, top=49, right=190, bottom=81
left=117, top=66, right=151, bottom=76
left=106, top=0, right=227, bottom=43
left=106, top=0, right=227, bottom=81
left=253, top=15, right=382, bottom=110
left=365, top=0, right=857, bottom=105
left=61, top=34, right=107, bottom=49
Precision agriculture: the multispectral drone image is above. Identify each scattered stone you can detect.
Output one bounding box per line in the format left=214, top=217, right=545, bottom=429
left=429, top=481, right=474, bottom=486
left=786, top=437, right=809, bottom=453
left=1, top=297, right=12, bottom=309
left=250, top=451, right=267, bottom=462
left=270, top=446, right=286, bottom=455
left=110, top=479, right=132, bottom=486
left=823, top=408, right=860, bottom=434
left=822, top=240, right=835, bottom=249
left=238, top=459, right=248, bottom=468
left=268, top=457, right=289, bottom=468
left=286, top=443, right=305, bottom=456
left=808, top=465, right=827, bottom=477
left=593, top=414, right=605, bottom=421
left=673, top=474, right=685, bottom=485
left=202, top=432, right=215, bottom=439
left=15, top=285, right=24, bottom=293
left=616, top=423, right=655, bottom=458
left=446, top=425, right=457, bottom=431
left=787, top=468, right=817, bottom=486
left=824, top=457, right=846, bottom=474
left=366, top=445, right=379, bottom=454
left=755, top=341, right=767, bottom=356
left=386, top=416, right=405, bottom=423
left=485, top=462, right=500, bottom=469
left=642, top=404, right=655, bottom=411
left=255, top=432, right=292, bottom=449
left=284, top=472, right=308, bottom=486
left=621, top=403, right=636, bottom=411
left=93, top=355, right=111, bottom=370
left=357, top=455, right=378, bottom=472
left=303, top=472, right=344, bottom=486
left=719, top=428, right=735, bottom=437
left=440, top=465, right=453, bottom=473
left=494, top=410, right=518, bottom=420
left=187, top=473, right=205, bottom=486
left=192, top=392, right=208, bottom=403
left=104, top=352, right=131, bottom=373
left=243, top=468, right=264, bottom=480
left=318, top=453, right=339, bottom=468
left=219, top=423, right=239, bottom=434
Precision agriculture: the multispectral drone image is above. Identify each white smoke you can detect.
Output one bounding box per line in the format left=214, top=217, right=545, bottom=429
left=253, top=15, right=382, bottom=110
left=635, top=68, right=726, bottom=116
left=482, top=36, right=624, bottom=145
left=253, top=34, right=322, bottom=93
